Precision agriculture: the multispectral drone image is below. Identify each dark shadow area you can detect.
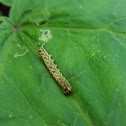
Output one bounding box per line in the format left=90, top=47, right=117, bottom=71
left=38, top=20, right=48, bottom=25
left=0, top=3, right=10, bottom=17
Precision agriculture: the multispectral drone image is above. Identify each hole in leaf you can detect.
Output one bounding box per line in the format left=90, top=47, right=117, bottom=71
left=0, top=3, right=11, bottom=17
left=38, top=20, right=48, bottom=25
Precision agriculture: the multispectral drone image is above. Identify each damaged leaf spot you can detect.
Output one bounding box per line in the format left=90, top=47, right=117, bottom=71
left=14, top=44, right=28, bottom=58
left=39, top=29, right=52, bottom=43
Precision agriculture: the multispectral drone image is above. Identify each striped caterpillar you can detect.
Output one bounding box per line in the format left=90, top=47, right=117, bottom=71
left=38, top=46, right=72, bottom=95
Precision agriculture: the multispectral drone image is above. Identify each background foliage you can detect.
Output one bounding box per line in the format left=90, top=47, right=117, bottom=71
left=0, top=0, right=126, bottom=126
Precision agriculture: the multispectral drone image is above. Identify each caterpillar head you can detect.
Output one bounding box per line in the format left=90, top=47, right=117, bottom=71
left=63, top=86, right=72, bottom=95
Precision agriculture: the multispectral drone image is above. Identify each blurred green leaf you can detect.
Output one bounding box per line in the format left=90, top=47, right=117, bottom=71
left=0, top=0, right=126, bottom=126
left=0, top=0, right=13, bottom=6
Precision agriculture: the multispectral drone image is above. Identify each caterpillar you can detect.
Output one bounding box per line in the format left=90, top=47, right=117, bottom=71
left=38, top=46, right=72, bottom=95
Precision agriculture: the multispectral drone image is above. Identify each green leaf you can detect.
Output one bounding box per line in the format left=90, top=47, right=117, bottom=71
left=0, top=0, right=126, bottom=126
left=0, top=0, right=13, bottom=6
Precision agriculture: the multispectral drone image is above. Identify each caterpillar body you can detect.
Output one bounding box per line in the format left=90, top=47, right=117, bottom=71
left=38, top=46, right=72, bottom=95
